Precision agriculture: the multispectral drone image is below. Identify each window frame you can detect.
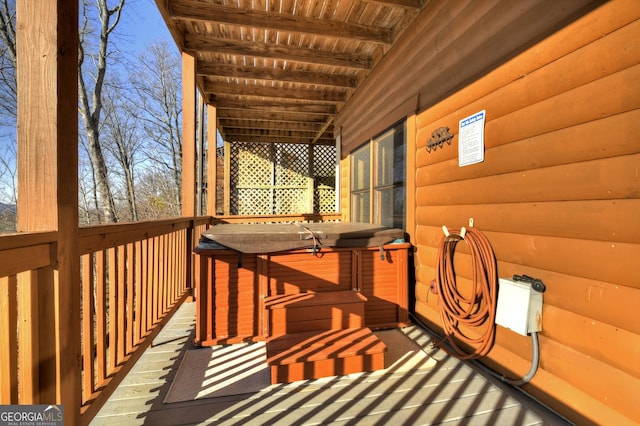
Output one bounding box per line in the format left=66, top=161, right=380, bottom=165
left=350, top=121, right=406, bottom=229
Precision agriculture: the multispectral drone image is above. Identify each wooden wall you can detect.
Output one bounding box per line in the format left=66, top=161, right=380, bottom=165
left=337, top=0, right=640, bottom=424
left=412, top=2, right=640, bottom=424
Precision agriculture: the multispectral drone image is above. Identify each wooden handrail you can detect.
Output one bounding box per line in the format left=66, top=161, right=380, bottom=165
left=213, top=212, right=342, bottom=224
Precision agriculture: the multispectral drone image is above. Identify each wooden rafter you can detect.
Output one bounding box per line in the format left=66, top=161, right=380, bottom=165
left=197, top=62, right=358, bottom=89
left=213, top=98, right=337, bottom=115
left=205, top=82, right=346, bottom=103
left=170, top=0, right=394, bottom=44
left=185, top=34, right=372, bottom=70
left=362, top=0, right=422, bottom=9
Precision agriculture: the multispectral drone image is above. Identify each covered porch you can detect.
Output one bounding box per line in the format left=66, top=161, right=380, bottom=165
left=2, top=0, right=638, bottom=424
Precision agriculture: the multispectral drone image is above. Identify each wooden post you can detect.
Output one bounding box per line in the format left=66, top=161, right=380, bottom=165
left=206, top=103, right=218, bottom=215
left=182, top=52, right=196, bottom=295
left=307, top=144, right=315, bottom=213
left=196, top=93, right=204, bottom=216
left=405, top=114, right=417, bottom=241
left=334, top=131, right=341, bottom=214
left=16, top=0, right=81, bottom=422
left=182, top=52, right=196, bottom=217
left=223, top=140, right=231, bottom=215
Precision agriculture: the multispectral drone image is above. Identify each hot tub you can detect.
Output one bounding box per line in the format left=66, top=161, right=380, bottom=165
left=193, top=222, right=411, bottom=346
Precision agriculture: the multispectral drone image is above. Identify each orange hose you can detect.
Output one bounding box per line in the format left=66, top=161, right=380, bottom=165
left=435, top=226, right=497, bottom=359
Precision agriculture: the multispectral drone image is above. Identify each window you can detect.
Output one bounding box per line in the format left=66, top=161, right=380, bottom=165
left=350, top=122, right=406, bottom=229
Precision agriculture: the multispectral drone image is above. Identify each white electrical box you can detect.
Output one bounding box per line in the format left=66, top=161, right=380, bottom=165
left=495, top=278, right=543, bottom=336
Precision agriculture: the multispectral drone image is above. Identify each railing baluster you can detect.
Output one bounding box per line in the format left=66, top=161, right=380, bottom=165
left=126, top=242, right=134, bottom=355
left=134, top=240, right=143, bottom=345
left=17, top=270, right=38, bottom=404
left=140, top=239, right=150, bottom=338
left=96, top=250, right=107, bottom=386
left=117, top=245, right=126, bottom=364
left=153, top=236, right=160, bottom=323
left=108, top=247, right=117, bottom=374
left=0, top=275, right=18, bottom=404
left=81, top=254, right=95, bottom=402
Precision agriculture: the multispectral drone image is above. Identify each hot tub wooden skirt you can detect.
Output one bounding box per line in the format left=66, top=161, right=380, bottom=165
left=193, top=243, right=410, bottom=382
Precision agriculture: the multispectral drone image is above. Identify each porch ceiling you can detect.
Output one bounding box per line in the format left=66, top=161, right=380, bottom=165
left=155, top=0, right=425, bottom=145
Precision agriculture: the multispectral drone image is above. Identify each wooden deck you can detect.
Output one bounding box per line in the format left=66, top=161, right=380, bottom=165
left=91, top=302, right=570, bottom=425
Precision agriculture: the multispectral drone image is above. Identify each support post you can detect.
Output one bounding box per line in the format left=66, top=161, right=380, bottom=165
left=181, top=52, right=196, bottom=217
left=206, top=103, right=218, bottom=215
left=16, top=0, right=81, bottom=422
left=181, top=52, right=197, bottom=294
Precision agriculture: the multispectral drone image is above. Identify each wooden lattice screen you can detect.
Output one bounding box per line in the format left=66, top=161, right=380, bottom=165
left=220, top=142, right=336, bottom=215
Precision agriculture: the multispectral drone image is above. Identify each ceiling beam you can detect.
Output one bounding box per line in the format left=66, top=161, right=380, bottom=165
left=197, top=62, right=358, bottom=89
left=185, top=34, right=371, bottom=70
left=224, top=127, right=330, bottom=138
left=170, top=0, right=393, bottom=44
left=219, top=118, right=332, bottom=132
left=224, top=133, right=334, bottom=144
left=213, top=98, right=337, bottom=115
left=361, top=0, right=422, bottom=9
left=311, top=117, right=336, bottom=145
left=217, top=109, right=331, bottom=123
left=205, top=82, right=346, bottom=103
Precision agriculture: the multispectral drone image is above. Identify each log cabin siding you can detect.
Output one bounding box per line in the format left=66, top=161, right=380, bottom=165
left=411, top=3, right=640, bottom=425
left=334, top=0, right=600, bottom=153
left=336, top=0, right=640, bottom=424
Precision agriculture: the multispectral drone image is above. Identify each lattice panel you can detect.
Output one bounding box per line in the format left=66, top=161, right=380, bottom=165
left=274, top=188, right=308, bottom=214
left=313, top=145, right=336, bottom=213
left=275, top=144, right=308, bottom=187
left=235, top=188, right=272, bottom=215
left=232, top=143, right=273, bottom=187
left=313, top=144, right=336, bottom=177
left=228, top=142, right=336, bottom=215
left=315, top=177, right=336, bottom=213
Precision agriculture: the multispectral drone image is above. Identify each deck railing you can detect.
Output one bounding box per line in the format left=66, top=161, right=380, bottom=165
left=0, top=217, right=211, bottom=425
left=0, top=213, right=340, bottom=424
left=77, top=217, right=211, bottom=422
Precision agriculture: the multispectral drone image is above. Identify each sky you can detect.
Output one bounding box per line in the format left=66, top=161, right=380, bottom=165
left=118, top=0, right=175, bottom=56
left=0, top=0, right=176, bottom=204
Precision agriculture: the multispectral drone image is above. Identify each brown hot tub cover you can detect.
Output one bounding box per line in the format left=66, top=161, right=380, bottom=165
left=199, top=222, right=405, bottom=254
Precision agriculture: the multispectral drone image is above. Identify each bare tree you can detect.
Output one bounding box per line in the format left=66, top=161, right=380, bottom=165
left=135, top=168, right=180, bottom=219
left=0, top=140, right=16, bottom=232
left=78, top=0, right=125, bottom=223
left=0, top=0, right=16, bottom=126
left=79, top=136, right=103, bottom=224
left=129, top=41, right=182, bottom=212
left=0, top=0, right=16, bottom=233
left=102, top=84, right=142, bottom=221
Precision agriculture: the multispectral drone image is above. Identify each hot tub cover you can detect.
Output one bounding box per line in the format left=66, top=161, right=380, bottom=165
left=198, top=222, right=405, bottom=253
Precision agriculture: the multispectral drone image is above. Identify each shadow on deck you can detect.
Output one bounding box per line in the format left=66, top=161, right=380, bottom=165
left=91, top=302, right=570, bottom=425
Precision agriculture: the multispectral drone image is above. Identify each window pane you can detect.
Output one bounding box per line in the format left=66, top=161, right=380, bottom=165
left=351, top=145, right=370, bottom=191
left=351, top=192, right=370, bottom=223
left=392, top=184, right=405, bottom=229
left=376, top=130, right=394, bottom=186
left=372, top=122, right=405, bottom=229
left=376, top=186, right=405, bottom=229
left=376, top=187, right=394, bottom=228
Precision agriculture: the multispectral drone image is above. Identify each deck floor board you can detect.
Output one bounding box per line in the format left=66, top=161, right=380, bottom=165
left=91, top=302, right=569, bottom=426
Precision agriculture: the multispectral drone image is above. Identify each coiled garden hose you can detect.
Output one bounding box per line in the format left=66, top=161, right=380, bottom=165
left=434, top=225, right=497, bottom=359
left=432, top=223, right=541, bottom=385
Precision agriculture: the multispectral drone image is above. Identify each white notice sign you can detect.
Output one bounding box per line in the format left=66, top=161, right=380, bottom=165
left=458, top=110, right=486, bottom=167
